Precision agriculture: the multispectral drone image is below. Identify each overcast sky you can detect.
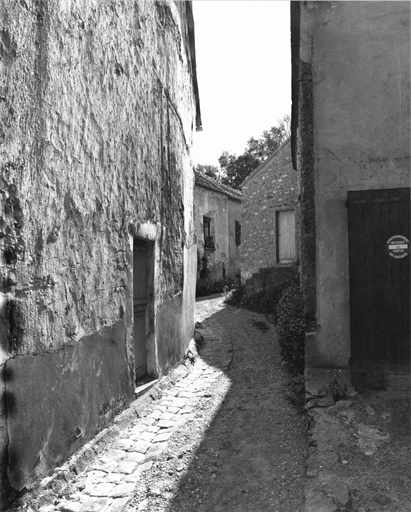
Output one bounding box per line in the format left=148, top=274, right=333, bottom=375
left=192, top=1, right=291, bottom=167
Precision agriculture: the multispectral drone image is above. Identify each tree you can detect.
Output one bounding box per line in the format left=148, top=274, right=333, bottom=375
left=217, top=114, right=291, bottom=189
left=278, top=113, right=291, bottom=140
left=218, top=151, right=260, bottom=190
left=195, top=164, right=220, bottom=180
left=197, top=114, right=291, bottom=190
left=246, top=125, right=284, bottom=162
left=246, top=114, right=291, bottom=163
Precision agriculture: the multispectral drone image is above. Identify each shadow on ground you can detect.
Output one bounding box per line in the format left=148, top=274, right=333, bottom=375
left=162, top=300, right=307, bottom=512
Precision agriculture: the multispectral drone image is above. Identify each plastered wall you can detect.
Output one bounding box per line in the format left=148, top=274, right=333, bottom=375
left=194, top=184, right=241, bottom=281
left=0, top=0, right=197, bottom=500
left=298, top=1, right=410, bottom=367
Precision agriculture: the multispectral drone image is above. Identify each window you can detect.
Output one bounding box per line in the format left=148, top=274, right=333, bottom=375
left=276, top=209, right=296, bottom=264
left=235, top=220, right=241, bottom=246
left=203, top=216, right=214, bottom=248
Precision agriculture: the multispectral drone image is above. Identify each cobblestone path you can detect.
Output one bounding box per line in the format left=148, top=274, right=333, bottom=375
left=19, top=297, right=306, bottom=512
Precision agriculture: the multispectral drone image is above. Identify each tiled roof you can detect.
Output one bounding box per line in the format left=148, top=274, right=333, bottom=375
left=194, top=171, right=242, bottom=201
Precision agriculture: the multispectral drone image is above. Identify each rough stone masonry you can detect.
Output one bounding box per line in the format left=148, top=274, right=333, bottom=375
left=0, top=0, right=201, bottom=507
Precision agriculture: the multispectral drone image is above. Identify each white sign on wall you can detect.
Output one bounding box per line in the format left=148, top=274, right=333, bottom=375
left=386, top=235, right=409, bottom=259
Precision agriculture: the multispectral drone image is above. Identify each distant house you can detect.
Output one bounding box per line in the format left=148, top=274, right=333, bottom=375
left=240, top=138, right=299, bottom=291
left=194, top=172, right=242, bottom=282
left=292, top=2, right=410, bottom=371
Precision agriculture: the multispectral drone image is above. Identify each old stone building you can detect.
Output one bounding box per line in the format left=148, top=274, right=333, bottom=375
left=194, top=172, right=241, bottom=283
left=240, top=138, right=299, bottom=290
left=0, top=0, right=201, bottom=504
left=291, top=2, right=410, bottom=370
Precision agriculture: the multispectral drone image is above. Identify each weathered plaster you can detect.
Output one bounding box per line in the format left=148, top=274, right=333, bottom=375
left=297, top=1, right=410, bottom=368
left=7, top=320, right=129, bottom=490
left=194, top=179, right=241, bottom=281
left=0, top=0, right=199, bottom=500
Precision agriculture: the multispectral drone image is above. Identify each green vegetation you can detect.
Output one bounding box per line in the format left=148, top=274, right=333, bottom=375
left=225, top=285, right=281, bottom=316
left=226, top=278, right=306, bottom=376
left=196, top=114, right=290, bottom=190
left=275, top=280, right=306, bottom=375
left=196, top=275, right=238, bottom=298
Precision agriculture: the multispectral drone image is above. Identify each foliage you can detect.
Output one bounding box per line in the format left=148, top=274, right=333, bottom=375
left=195, top=275, right=215, bottom=297
left=218, top=152, right=260, bottom=190
left=275, top=279, right=307, bottom=375
left=224, top=285, right=282, bottom=315
left=226, top=277, right=305, bottom=374
left=213, top=276, right=237, bottom=293
left=196, top=114, right=290, bottom=191
left=196, top=275, right=237, bottom=298
left=224, top=285, right=244, bottom=306
left=278, top=113, right=291, bottom=140
left=195, top=164, right=220, bottom=180
left=285, top=374, right=306, bottom=410
left=246, top=115, right=290, bottom=162
left=327, top=377, right=350, bottom=401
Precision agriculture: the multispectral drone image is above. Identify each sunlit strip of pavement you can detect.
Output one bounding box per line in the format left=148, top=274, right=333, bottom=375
left=28, top=324, right=232, bottom=512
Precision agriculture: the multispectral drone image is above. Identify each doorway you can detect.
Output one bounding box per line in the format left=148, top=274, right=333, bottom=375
left=347, top=188, right=410, bottom=370
left=133, top=238, right=154, bottom=381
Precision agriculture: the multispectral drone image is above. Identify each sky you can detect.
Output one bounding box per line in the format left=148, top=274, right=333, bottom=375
left=192, top=1, right=292, bottom=167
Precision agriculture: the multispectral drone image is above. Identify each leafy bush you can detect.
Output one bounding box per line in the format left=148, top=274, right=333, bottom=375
left=224, top=285, right=244, bottom=306
left=243, top=288, right=280, bottom=314
left=196, top=276, right=237, bottom=298
left=275, top=279, right=306, bottom=374
left=285, top=374, right=306, bottom=410
left=224, top=285, right=281, bottom=315
left=213, top=276, right=237, bottom=293
left=195, top=275, right=215, bottom=297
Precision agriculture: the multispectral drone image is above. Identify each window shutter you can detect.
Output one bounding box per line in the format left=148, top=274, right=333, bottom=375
left=277, top=210, right=296, bottom=263
left=235, top=221, right=241, bottom=246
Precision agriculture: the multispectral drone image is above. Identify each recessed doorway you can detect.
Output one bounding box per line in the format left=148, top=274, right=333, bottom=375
left=133, top=238, right=154, bottom=382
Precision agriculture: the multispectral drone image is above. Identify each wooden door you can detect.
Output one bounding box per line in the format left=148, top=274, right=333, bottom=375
left=347, top=188, right=410, bottom=368
left=133, top=240, right=148, bottom=380
left=277, top=209, right=296, bottom=264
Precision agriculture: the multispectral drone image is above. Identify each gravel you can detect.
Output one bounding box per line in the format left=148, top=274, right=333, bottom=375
left=126, top=296, right=307, bottom=512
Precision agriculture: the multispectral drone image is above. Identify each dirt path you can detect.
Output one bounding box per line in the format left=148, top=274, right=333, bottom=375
left=126, top=297, right=307, bottom=511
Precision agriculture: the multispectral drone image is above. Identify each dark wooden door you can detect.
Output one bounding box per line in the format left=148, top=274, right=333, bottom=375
left=133, top=240, right=148, bottom=380
left=348, top=188, right=410, bottom=368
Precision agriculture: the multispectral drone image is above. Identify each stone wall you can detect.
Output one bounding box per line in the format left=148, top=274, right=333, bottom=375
left=291, top=2, right=316, bottom=330
left=294, top=1, right=410, bottom=368
left=0, top=0, right=198, bottom=502
left=241, top=139, right=298, bottom=282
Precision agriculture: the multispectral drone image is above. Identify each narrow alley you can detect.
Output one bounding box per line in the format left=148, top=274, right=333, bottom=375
left=128, top=296, right=307, bottom=512
left=16, top=296, right=307, bottom=512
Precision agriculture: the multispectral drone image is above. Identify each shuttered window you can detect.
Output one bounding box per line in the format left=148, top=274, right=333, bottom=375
left=276, top=209, right=296, bottom=263
left=235, top=220, right=241, bottom=246
left=203, top=216, right=214, bottom=248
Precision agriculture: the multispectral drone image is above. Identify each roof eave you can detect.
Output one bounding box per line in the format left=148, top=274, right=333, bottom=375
left=194, top=172, right=242, bottom=201
left=186, top=2, right=203, bottom=131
